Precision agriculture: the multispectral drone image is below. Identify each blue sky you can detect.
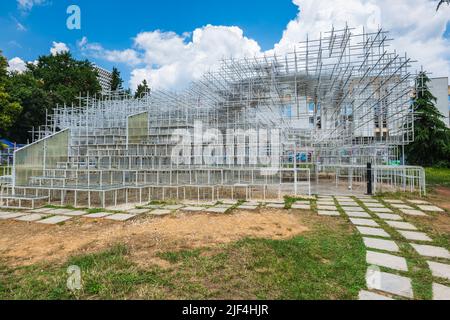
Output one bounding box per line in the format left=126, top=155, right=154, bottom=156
left=1, top=0, right=449, bottom=90
left=0, top=0, right=298, bottom=87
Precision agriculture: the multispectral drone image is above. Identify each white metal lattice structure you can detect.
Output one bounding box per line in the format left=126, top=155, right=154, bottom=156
left=0, top=27, right=426, bottom=209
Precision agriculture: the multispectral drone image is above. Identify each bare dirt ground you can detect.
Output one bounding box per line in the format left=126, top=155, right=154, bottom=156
left=0, top=209, right=309, bottom=268
left=420, top=187, right=450, bottom=235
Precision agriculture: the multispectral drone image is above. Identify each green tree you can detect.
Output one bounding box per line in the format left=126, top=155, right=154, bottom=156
left=0, top=85, right=23, bottom=138
left=110, top=67, right=123, bottom=91
left=0, top=50, right=8, bottom=83
left=134, top=79, right=151, bottom=98
left=405, top=72, right=450, bottom=167
left=6, top=72, right=51, bottom=143
left=0, top=51, right=23, bottom=137
left=28, top=52, right=101, bottom=107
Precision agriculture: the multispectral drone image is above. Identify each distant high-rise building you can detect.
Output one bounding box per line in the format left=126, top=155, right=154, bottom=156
left=429, top=77, right=450, bottom=128
left=94, top=65, right=113, bottom=94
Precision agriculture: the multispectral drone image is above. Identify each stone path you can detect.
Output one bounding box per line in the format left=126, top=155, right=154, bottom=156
left=1, top=196, right=448, bottom=300
left=15, top=214, right=48, bottom=222
left=105, top=214, right=137, bottom=221
left=433, top=283, right=450, bottom=300
left=37, top=215, right=72, bottom=224
left=427, top=261, right=450, bottom=280
left=363, top=238, right=400, bottom=253
left=354, top=196, right=449, bottom=300
left=84, top=212, right=112, bottom=218
left=358, top=290, right=394, bottom=300
left=149, top=209, right=172, bottom=216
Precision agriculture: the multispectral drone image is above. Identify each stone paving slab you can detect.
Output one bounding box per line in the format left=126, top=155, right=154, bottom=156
left=410, top=244, right=450, bottom=259
left=417, top=205, right=445, bottom=213
left=60, top=210, right=87, bottom=217
left=37, top=215, right=73, bottom=224
left=342, top=206, right=365, bottom=212
left=149, top=209, right=172, bottom=216
left=205, top=207, right=229, bottom=214
left=291, top=204, right=310, bottom=210
left=317, top=210, right=340, bottom=216
left=316, top=201, right=336, bottom=206
left=105, top=214, right=137, bottom=221
left=162, top=205, right=185, bottom=210
left=338, top=202, right=359, bottom=207
left=363, top=238, right=400, bottom=252
left=181, top=206, right=205, bottom=212
left=345, top=211, right=371, bottom=218
left=366, top=251, right=408, bottom=271
left=244, top=202, right=260, bottom=206
left=214, top=205, right=234, bottom=209
left=46, top=208, right=75, bottom=215
left=400, top=209, right=427, bottom=217
left=356, top=227, right=390, bottom=238
left=350, top=218, right=379, bottom=227
left=384, top=199, right=405, bottom=204
left=0, top=213, right=28, bottom=220
left=385, top=221, right=418, bottom=231
left=433, top=283, right=450, bottom=300
left=84, top=212, right=112, bottom=218
left=374, top=213, right=404, bottom=221
left=317, top=205, right=337, bottom=210
left=318, top=197, right=334, bottom=201
left=266, top=204, right=285, bottom=209
left=408, top=200, right=431, bottom=205
left=369, top=207, right=393, bottom=213
left=391, top=204, right=414, bottom=210
left=359, top=199, right=380, bottom=203
left=358, top=290, right=394, bottom=300
left=264, top=200, right=285, bottom=204
left=397, top=230, right=432, bottom=242
left=427, top=261, right=450, bottom=280
left=221, top=200, right=239, bottom=205
left=363, top=203, right=385, bottom=208
left=15, top=214, right=47, bottom=222
left=31, top=208, right=53, bottom=213
left=366, top=269, right=413, bottom=298
left=145, top=205, right=163, bottom=209
left=126, top=209, right=150, bottom=215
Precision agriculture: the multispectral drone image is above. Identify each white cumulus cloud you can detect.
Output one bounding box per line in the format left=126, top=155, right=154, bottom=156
left=78, top=37, right=142, bottom=66
left=7, top=57, right=27, bottom=73
left=77, top=0, right=450, bottom=90
left=273, top=0, right=450, bottom=80
left=129, top=25, right=262, bottom=90
left=17, top=0, right=45, bottom=11
left=50, top=42, right=69, bottom=56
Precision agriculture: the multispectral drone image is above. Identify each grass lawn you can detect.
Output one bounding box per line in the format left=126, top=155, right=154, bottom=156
left=0, top=217, right=366, bottom=300
left=425, top=167, right=450, bottom=188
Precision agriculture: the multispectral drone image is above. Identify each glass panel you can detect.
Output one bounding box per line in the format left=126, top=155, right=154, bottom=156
left=14, top=130, right=69, bottom=186
left=128, top=112, right=148, bottom=145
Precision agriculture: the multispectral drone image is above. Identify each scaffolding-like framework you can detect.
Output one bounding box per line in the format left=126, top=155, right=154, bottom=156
left=0, top=27, right=427, bottom=209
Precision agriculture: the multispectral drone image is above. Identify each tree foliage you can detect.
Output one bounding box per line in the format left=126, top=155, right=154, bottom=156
left=27, top=52, right=101, bottom=107
left=0, top=51, right=101, bottom=143
left=134, top=79, right=151, bottom=99
left=6, top=72, right=51, bottom=143
left=0, top=51, right=23, bottom=137
left=110, top=67, right=123, bottom=91
left=405, top=72, right=450, bottom=167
